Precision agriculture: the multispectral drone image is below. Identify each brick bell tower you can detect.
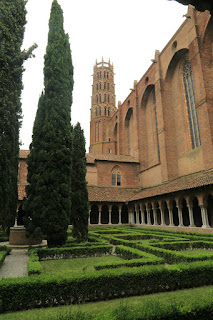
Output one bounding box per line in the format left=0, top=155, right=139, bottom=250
left=89, top=58, right=117, bottom=154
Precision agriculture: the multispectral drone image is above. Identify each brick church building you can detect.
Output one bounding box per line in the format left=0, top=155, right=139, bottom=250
left=18, top=6, right=213, bottom=230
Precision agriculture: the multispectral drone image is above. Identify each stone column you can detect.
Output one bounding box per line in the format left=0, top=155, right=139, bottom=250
left=187, top=205, right=195, bottom=227
left=141, top=207, right=145, bottom=225
left=168, top=207, right=174, bottom=226
left=177, top=206, right=183, bottom=227
left=147, top=209, right=151, bottom=225
left=200, top=204, right=210, bottom=228
left=153, top=208, right=158, bottom=226
left=98, top=206, right=101, bottom=225
left=118, top=206, right=122, bottom=225
left=88, top=209, right=91, bottom=226
left=160, top=207, right=165, bottom=225
left=108, top=207, right=112, bottom=225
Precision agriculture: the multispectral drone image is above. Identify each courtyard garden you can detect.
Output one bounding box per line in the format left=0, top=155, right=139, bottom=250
left=1, top=226, right=213, bottom=319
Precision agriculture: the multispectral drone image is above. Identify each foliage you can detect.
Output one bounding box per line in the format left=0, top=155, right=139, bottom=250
left=23, top=0, right=73, bottom=247
left=71, top=122, right=89, bottom=242
left=0, top=0, right=36, bottom=232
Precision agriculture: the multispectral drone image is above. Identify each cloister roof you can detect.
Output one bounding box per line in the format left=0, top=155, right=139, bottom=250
left=88, top=186, right=140, bottom=202
left=131, top=168, right=213, bottom=201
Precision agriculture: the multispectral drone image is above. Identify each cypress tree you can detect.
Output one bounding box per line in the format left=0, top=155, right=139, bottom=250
left=24, top=0, right=73, bottom=247
left=71, top=123, right=89, bottom=242
left=0, top=0, right=36, bottom=231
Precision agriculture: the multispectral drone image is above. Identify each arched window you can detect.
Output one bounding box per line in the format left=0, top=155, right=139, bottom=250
left=104, top=94, right=106, bottom=102
left=108, top=95, right=110, bottom=103
left=96, top=95, right=98, bottom=103
left=99, top=94, right=101, bottom=103
left=99, top=107, right=101, bottom=115
left=104, top=107, right=107, bottom=116
left=104, top=71, right=106, bottom=78
left=107, top=72, right=108, bottom=78
left=97, top=73, right=99, bottom=79
left=96, top=84, right=98, bottom=91
left=96, top=108, right=98, bottom=116
left=99, top=83, right=101, bottom=90
left=183, top=60, right=201, bottom=149
left=104, top=82, right=106, bottom=90
left=112, top=170, right=121, bottom=186
left=108, top=108, right=110, bottom=116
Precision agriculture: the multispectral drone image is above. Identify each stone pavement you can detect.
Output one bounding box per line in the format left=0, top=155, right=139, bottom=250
left=0, top=249, right=29, bottom=279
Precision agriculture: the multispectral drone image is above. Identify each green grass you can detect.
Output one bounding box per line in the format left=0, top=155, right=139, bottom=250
left=182, top=249, right=213, bottom=256
left=1, top=285, right=213, bottom=320
left=41, top=255, right=124, bottom=275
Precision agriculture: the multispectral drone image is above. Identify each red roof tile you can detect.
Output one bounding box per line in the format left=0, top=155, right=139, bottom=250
left=88, top=186, right=140, bottom=202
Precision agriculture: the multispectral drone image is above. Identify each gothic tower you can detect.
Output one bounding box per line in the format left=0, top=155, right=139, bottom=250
left=89, top=58, right=117, bottom=154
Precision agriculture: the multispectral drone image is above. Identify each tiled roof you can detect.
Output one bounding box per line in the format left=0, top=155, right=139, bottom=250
left=88, top=186, right=140, bottom=202
left=131, top=169, right=213, bottom=201
left=19, top=150, right=30, bottom=159
left=86, top=153, right=139, bottom=163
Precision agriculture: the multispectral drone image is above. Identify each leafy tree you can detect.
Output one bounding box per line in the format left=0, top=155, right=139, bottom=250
left=0, top=0, right=36, bottom=232
left=24, top=0, right=73, bottom=247
left=71, top=123, right=89, bottom=242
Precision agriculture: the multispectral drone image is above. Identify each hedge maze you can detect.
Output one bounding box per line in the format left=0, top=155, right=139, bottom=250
left=1, top=226, right=213, bottom=315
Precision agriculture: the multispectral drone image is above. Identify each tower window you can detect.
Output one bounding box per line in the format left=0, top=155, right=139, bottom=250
left=183, top=60, right=201, bottom=149
left=96, top=84, right=98, bottom=91
left=99, top=94, right=101, bottom=103
left=104, top=71, right=106, bottom=78
left=100, top=71, right=101, bottom=78
left=107, top=72, right=108, bottom=78
left=97, top=73, right=99, bottom=79
left=99, top=107, right=101, bottom=115
left=96, top=95, right=98, bottom=103
left=99, top=83, right=101, bottom=90
left=108, top=108, right=110, bottom=116
left=108, top=83, right=109, bottom=90
left=104, top=107, right=107, bottom=115
left=104, top=82, right=106, bottom=90
left=96, top=108, right=97, bottom=116
left=108, top=95, right=110, bottom=103
left=104, top=94, right=106, bottom=102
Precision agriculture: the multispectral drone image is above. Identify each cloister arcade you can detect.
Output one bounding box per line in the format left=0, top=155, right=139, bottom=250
left=89, top=190, right=213, bottom=229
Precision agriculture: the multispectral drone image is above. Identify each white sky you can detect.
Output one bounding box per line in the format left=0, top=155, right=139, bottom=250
left=20, top=0, right=187, bottom=152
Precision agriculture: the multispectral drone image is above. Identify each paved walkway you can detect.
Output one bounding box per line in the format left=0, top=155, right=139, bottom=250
left=0, top=249, right=29, bottom=279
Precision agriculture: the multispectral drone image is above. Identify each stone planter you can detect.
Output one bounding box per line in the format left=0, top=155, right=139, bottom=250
left=9, top=226, right=42, bottom=246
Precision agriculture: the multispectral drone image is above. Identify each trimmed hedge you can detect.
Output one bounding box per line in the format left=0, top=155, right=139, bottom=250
left=27, top=250, right=42, bottom=276
left=2, top=259, right=213, bottom=313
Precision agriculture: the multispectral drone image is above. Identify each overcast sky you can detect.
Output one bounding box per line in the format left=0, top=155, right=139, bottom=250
left=20, top=0, right=187, bottom=152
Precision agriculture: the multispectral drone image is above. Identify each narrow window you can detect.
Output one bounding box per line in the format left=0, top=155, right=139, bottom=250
left=99, top=107, right=101, bottom=115
left=117, top=173, right=121, bottom=186
left=99, top=94, right=101, bottom=103
left=108, top=95, right=110, bottom=103
left=104, top=94, right=106, bottom=102
left=100, top=71, right=101, bottom=78
left=108, top=83, right=109, bottom=90
left=96, top=84, right=98, bottom=91
left=104, top=107, right=107, bottom=116
left=99, top=83, right=101, bottom=90
left=107, top=72, right=108, bottom=78
left=96, top=95, right=98, bottom=103
left=183, top=60, right=201, bottom=149
left=112, top=173, right=116, bottom=186
left=104, top=82, right=106, bottom=90
left=108, top=108, right=110, bottom=116
left=97, top=73, right=99, bottom=79
left=104, top=71, right=106, bottom=78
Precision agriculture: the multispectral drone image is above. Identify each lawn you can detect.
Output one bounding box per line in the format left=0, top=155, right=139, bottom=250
left=181, top=249, right=213, bottom=256
left=1, top=285, right=213, bottom=319
left=41, top=255, right=124, bottom=275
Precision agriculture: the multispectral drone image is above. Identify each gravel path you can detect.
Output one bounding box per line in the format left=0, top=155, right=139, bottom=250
left=0, top=250, right=29, bottom=279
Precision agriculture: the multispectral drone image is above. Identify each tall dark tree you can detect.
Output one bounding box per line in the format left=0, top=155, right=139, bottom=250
left=71, top=123, right=89, bottom=242
left=24, top=0, right=73, bottom=247
left=0, top=0, right=36, bottom=232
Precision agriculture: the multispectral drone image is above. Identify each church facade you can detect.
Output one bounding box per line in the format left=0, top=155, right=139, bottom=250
left=19, top=6, right=213, bottom=230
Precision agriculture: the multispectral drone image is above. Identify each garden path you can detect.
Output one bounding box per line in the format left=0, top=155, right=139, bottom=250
left=0, top=249, right=28, bottom=279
